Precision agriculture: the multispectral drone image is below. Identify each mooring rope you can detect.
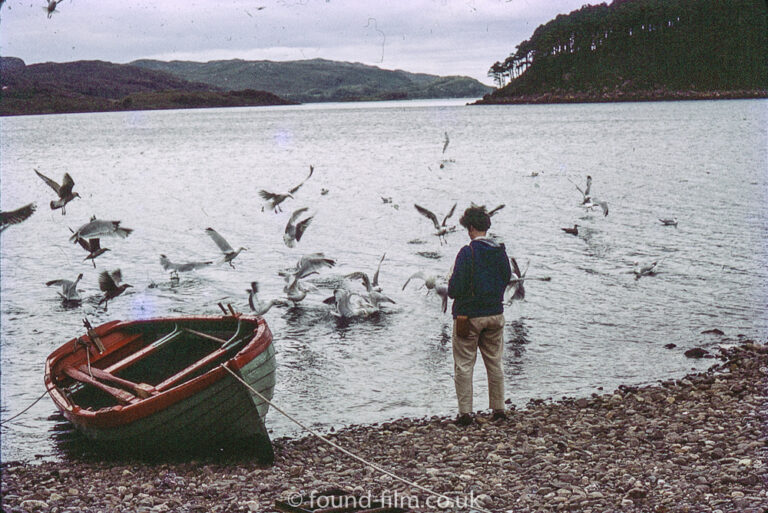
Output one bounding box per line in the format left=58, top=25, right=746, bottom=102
left=0, top=390, right=49, bottom=427
left=223, top=364, right=493, bottom=513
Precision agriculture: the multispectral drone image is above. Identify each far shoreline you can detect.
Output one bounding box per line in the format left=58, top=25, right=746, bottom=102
left=472, top=88, right=768, bottom=105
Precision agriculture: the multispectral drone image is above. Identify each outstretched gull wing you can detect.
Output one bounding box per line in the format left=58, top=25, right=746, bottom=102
left=288, top=165, right=314, bottom=195
left=294, top=216, right=314, bottom=243
left=46, top=279, right=67, bottom=287
left=402, top=271, right=426, bottom=290
left=510, top=257, right=522, bottom=278
left=414, top=204, right=440, bottom=230
left=59, top=173, right=75, bottom=197
left=442, top=203, right=457, bottom=226
left=34, top=169, right=61, bottom=194
left=205, top=227, right=234, bottom=254
left=372, top=252, right=386, bottom=288
left=286, top=207, right=310, bottom=232
left=488, top=204, right=505, bottom=217
left=98, top=270, right=118, bottom=292
left=110, top=269, right=123, bottom=285
left=0, top=203, right=36, bottom=230
left=346, top=271, right=372, bottom=292
left=567, top=176, right=586, bottom=196
left=258, top=189, right=279, bottom=201
left=247, top=281, right=260, bottom=311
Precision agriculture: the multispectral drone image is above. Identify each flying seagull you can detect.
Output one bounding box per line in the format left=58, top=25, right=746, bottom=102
left=584, top=198, right=609, bottom=216
left=160, top=254, right=213, bottom=280
left=280, top=252, right=336, bottom=282
left=442, top=132, right=450, bottom=154
left=402, top=271, right=443, bottom=293
left=283, top=207, right=314, bottom=248
left=280, top=253, right=336, bottom=303
left=402, top=270, right=449, bottom=311
left=34, top=169, right=80, bottom=214
left=561, top=224, right=579, bottom=236
left=205, top=227, right=246, bottom=268
left=73, top=235, right=110, bottom=267
left=569, top=175, right=592, bottom=204
left=259, top=165, right=314, bottom=213
left=414, top=202, right=457, bottom=245
left=98, top=269, right=132, bottom=310
left=506, top=258, right=528, bottom=303
left=247, top=281, right=290, bottom=315
left=69, top=219, right=133, bottom=241
left=46, top=273, right=83, bottom=303
left=0, top=203, right=36, bottom=232
left=46, top=0, right=64, bottom=18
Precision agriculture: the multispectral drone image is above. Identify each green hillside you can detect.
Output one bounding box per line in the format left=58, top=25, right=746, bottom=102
left=130, top=58, right=493, bottom=103
left=0, top=58, right=293, bottom=116
left=480, top=0, right=767, bottom=104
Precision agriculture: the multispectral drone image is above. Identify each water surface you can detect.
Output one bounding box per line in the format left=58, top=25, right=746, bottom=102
left=1, top=98, right=766, bottom=462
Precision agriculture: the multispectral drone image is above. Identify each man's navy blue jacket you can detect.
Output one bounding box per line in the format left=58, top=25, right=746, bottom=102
left=447, top=237, right=512, bottom=319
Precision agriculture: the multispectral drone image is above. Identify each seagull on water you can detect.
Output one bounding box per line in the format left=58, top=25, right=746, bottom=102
left=160, top=254, right=213, bottom=280
left=561, top=224, right=579, bottom=236
left=283, top=207, right=314, bottom=248
left=259, top=165, right=314, bottom=213
left=69, top=219, right=133, bottom=241
left=346, top=272, right=395, bottom=309
left=414, top=202, right=457, bottom=245
left=659, top=218, right=678, bottom=227
left=324, top=288, right=379, bottom=318
left=0, top=203, right=36, bottom=232
left=205, top=227, right=246, bottom=268
left=633, top=261, right=658, bottom=280
left=247, top=281, right=290, bottom=315
left=34, top=169, right=80, bottom=214
left=98, top=269, right=132, bottom=310
left=46, top=273, right=83, bottom=303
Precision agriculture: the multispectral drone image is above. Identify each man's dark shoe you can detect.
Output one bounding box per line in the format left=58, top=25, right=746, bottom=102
left=491, top=409, right=508, bottom=422
left=455, top=413, right=472, bottom=426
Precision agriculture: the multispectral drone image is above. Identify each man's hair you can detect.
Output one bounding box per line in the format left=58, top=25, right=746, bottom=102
left=459, top=205, right=491, bottom=232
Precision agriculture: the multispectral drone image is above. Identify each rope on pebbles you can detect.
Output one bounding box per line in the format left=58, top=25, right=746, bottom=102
left=223, top=364, right=494, bottom=513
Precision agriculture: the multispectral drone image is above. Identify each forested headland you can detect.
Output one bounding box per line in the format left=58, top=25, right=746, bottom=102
left=478, top=0, right=767, bottom=104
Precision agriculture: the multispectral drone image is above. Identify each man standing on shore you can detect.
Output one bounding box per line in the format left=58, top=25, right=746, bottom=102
left=447, top=205, right=512, bottom=426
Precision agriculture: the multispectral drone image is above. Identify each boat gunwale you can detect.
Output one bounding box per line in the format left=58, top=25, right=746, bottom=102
left=44, top=315, right=273, bottom=430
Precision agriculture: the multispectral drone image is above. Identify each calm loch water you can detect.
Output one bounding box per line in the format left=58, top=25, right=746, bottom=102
left=1, top=98, right=766, bottom=462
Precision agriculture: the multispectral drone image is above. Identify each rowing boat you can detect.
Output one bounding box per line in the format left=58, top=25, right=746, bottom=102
left=44, top=314, right=275, bottom=462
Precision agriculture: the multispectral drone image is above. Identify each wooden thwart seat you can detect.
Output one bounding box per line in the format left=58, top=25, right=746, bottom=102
left=63, top=366, right=139, bottom=405
left=77, top=365, right=155, bottom=398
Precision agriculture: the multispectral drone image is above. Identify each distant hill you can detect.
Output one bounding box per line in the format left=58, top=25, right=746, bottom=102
left=479, top=0, right=767, bottom=104
left=0, top=58, right=293, bottom=116
left=130, top=58, right=493, bottom=103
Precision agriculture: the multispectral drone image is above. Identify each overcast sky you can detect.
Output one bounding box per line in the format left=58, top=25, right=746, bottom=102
left=0, top=0, right=589, bottom=85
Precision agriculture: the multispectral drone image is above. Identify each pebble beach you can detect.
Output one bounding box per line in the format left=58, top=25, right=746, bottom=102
left=2, top=343, right=766, bottom=513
